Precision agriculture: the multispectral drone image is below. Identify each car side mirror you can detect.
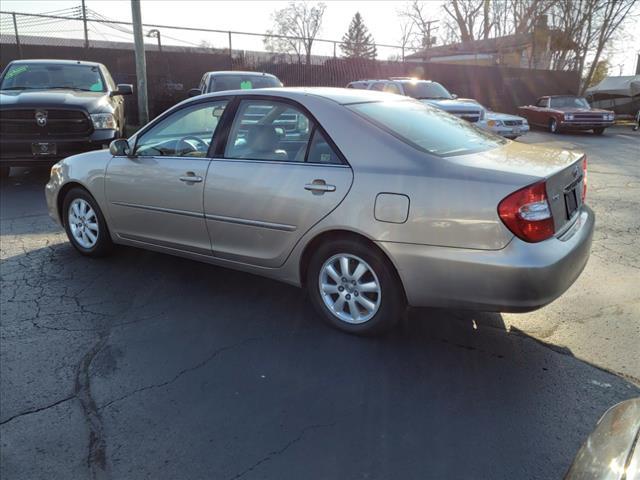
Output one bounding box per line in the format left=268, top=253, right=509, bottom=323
left=451, top=94, right=458, bottom=99
left=188, top=88, right=202, bottom=97
left=111, top=84, right=133, bottom=96
left=109, top=138, right=132, bottom=157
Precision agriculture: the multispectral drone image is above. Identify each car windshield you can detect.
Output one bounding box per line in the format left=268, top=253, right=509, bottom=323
left=210, top=74, right=282, bottom=92
left=402, top=81, right=452, bottom=100
left=349, top=100, right=505, bottom=156
left=550, top=97, right=591, bottom=109
left=0, top=63, right=105, bottom=92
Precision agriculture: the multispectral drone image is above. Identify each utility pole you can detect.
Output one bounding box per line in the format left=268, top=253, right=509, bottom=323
left=424, top=20, right=439, bottom=50
left=12, top=13, right=22, bottom=59
left=131, top=0, right=149, bottom=125
left=81, top=0, right=89, bottom=49
left=636, top=53, right=640, bottom=75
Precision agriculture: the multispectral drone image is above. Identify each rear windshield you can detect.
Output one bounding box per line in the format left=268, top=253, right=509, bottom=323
left=1, top=63, right=105, bottom=92
left=349, top=100, right=505, bottom=157
left=209, top=75, right=282, bottom=92
left=402, top=81, right=452, bottom=100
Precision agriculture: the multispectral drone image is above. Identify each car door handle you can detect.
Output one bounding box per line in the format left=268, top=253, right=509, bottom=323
left=179, top=172, right=203, bottom=183
left=305, top=181, right=336, bottom=193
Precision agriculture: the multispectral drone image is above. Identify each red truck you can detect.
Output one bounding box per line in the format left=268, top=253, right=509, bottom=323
left=518, top=95, right=615, bottom=135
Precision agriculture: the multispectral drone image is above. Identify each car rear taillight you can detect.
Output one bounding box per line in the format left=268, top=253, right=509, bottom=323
left=498, top=181, right=555, bottom=243
left=581, top=156, right=587, bottom=202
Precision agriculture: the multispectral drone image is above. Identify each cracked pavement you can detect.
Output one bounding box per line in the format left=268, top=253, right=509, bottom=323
left=1, top=126, right=639, bottom=479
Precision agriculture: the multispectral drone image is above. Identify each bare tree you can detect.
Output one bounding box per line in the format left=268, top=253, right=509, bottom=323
left=442, top=0, right=484, bottom=42
left=263, top=2, right=326, bottom=65
left=398, top=17, right=415, bottom=60
left=399, top=1, right=439, bottom=49
left=579, top=0, right=637, bottom=92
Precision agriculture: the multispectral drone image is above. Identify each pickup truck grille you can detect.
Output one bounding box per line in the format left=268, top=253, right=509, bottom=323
left=503, top=119, right=524, bottom=126
left=0, top=109, right=93, bottom=136
left=572, top=113, right=605, bottom=121
left=449, top=110, right=481, bottom=123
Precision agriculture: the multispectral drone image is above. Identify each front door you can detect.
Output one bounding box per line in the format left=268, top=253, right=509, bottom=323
left=106, top=99, right=228, bottom=254
left=204, top=98, right=353, bottom=268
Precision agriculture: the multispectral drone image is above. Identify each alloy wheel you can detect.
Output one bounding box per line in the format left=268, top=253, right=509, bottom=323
left=318, top=253, right=382, bottom=324
left=68, top=198, right=99, bottom=249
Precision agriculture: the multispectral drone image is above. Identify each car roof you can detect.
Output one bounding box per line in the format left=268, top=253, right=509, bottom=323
left=195, top=87, right=408, bottom=105
left=205, top=71, right=278, bottom=78
left=7, top=59, right=104, bottom=67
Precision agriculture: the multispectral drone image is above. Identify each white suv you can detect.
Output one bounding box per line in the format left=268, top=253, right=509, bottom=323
left=346, top=78, right=484, bottom=123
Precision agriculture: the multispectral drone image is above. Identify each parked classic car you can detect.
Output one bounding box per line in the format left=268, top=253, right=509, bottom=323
left=189, top=71, right=283, bottom=97
left=347, top=78, right=485, bottom=123
left=0, top=59, right=132, bottom=178
left=518, top=95, right=615, bottom=135
left=45, top=88, right=593, bottom=335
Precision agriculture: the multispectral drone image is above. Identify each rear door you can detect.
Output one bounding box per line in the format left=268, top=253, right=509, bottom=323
left=203, top=97, right=353, bottom=267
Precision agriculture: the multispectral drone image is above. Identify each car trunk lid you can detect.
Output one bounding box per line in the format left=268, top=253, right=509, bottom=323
left=447, top=141, right=586, bottom=235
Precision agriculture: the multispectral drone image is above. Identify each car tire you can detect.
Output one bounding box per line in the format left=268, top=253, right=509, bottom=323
left=593, top=127, right=605, bottom=135
left=0, top=166, right=10, bottom=179
left=549, top=118, right=559, bottom=134
left=62, top=187, right=113, bottom=257
left=306, top=238, right=405, bottom=335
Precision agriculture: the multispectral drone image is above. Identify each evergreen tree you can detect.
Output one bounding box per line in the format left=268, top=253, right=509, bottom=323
left=340, top=12, right=377, bottom=59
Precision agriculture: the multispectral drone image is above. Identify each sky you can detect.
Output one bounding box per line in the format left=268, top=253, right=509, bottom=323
left=2, top=0, right=639, bottom=74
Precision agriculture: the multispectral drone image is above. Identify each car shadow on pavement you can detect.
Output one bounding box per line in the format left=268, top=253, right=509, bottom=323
left=2, top=240, right=637, bottom=480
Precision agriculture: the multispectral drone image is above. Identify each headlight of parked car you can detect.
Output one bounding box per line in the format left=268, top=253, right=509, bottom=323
left=605, top=113, right=615, bottom=121
left=564, top=113, right=574, bottom=121
left=90, top=113, right=117, bottom=130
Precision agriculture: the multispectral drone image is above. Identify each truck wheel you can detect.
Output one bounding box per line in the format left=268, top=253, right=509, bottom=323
left=306, top=238, right=405, bottom=335
left=0, top=166, right=9, bottom=179
left=62, top=188, right=113, bottom=257
left=549, top=118, right=559, bottom=134
left=593, top=128, right=605, bottom=135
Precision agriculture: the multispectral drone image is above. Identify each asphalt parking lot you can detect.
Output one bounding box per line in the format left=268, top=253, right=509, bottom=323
left=1, top=126, right=638, bottom=479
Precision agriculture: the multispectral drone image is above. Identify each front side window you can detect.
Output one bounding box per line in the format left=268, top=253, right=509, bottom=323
left=371, top=83, right=386, bottom=91
left=225, top=99, right=314, bottom=162
left=135, top=100, right=227, bottom=157
left=1, top=63, right=105, bottom=92
left=349, top=99, right=505, bottom=157
left=536, top=98, right=549, bottom=108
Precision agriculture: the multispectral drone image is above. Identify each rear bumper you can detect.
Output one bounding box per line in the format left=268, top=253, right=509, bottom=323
left=0, top=129, right=117, bottom=167
left=379, top=206, right=594, bottom=312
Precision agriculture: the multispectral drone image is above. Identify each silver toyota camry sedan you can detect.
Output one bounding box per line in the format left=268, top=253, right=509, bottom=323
left=45, top=88, right=594, bottom=335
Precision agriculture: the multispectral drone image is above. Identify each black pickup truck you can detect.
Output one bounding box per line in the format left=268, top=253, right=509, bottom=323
left=0, top=59, right=132, bottom=178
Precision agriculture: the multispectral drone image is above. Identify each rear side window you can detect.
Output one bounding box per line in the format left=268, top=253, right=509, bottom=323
left=307, top=129, right=341, bottom=165
left=349, top=100, right=505, bottom=157
left=224, top=99, right=314, bottom=162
